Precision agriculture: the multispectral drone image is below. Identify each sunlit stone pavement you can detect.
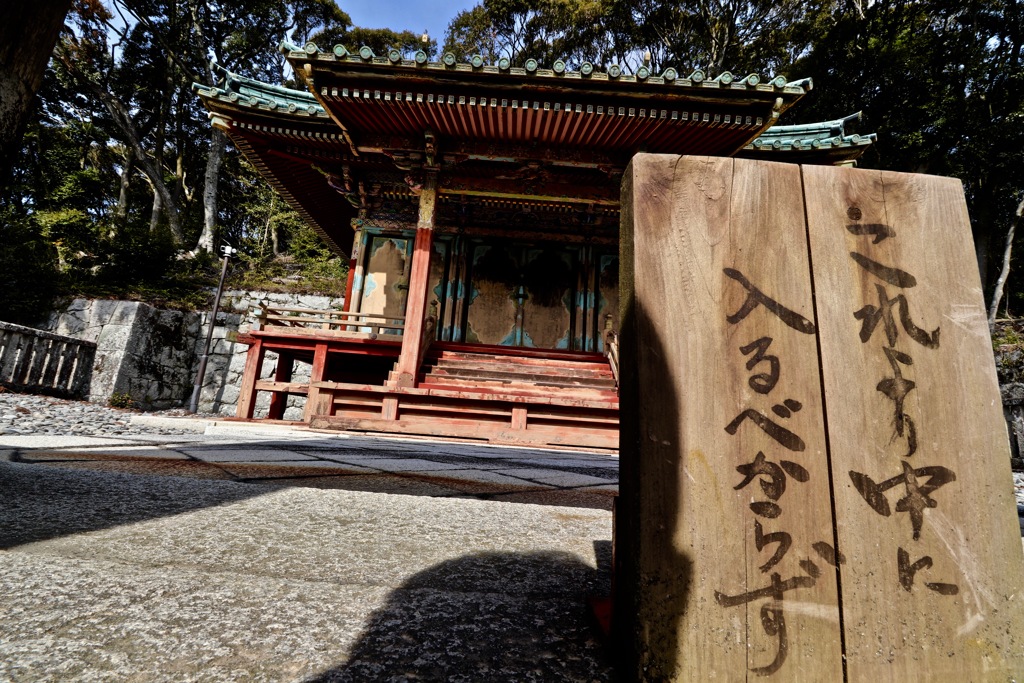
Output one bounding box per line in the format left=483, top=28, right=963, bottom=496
left=0, top=391, right=617, bottom=682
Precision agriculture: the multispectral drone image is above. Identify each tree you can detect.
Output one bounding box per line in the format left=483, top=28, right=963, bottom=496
left=444, top=0, right=602, bottom=68
left=50, top=0, right=352, bottom=252
left=0, top=1, right=73, bottom=180
left=443, top=0, right=821, bottom=74
left=792, top=0, right=1024, bottom=308
left=344, top=27, right=437, bottom=59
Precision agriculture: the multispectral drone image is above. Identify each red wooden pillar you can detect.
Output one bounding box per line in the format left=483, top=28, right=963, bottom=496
left=236, top=338, right=264, bottom=419
left=390, top=173, right=436, bottom=388
left=342, top=226, right=362, bottom=312
left=303, top=342, right=330, bottom=421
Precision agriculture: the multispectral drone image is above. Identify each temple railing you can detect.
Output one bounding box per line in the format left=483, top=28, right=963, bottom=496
left=253, top=306, right=405, bottom=339
left=0, top=321, right=96, bottom=398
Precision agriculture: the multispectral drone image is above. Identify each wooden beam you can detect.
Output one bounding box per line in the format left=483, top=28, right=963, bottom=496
left=348, top=229, right=370, bottom=315
left=308, top=414, right=618, bottom=450
left=266, top=352, right=294, bottom=419
left=342, top=226, right=361, bottom=312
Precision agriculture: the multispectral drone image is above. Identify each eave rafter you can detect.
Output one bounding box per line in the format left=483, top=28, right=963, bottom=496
left=286, top=43, right=809, bottom=160
left=193, top=54, right=876, bottom=249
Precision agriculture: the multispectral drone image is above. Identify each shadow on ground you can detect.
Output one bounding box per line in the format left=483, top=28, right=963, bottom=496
left=5, top=438, right=617, bottom=511
left=310, top=543, right=616, bottom=682
left=0, top=459, right=273, bottom=548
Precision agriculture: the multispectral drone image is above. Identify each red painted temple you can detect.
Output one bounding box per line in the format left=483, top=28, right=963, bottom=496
left=194, top=44, right=874, bottom=450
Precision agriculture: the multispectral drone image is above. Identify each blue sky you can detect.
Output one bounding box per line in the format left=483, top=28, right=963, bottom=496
left=338, top=1, right=478, bottom=46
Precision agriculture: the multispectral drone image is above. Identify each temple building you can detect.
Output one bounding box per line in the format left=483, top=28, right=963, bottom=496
left=194, top=43, right=874, bottom=450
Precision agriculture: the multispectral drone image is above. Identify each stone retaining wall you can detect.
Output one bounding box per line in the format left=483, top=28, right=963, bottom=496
left=41, top=291, right=343, bottom=416
left=42, top=300, right=201, bottom=409
left=193, top=290, right=344, bottom=419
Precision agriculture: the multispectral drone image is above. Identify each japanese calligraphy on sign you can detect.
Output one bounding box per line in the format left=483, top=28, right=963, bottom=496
left=619, top=156, right=1024, bottom=683
left=715, top=268, right=844, bottom=675
left=842, top=213, right=959, bottom=596
left=803, top=165, right=1024, bottom=680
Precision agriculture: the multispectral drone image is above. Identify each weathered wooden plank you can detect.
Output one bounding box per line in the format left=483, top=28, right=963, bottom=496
left=803, top=165, right=1024, bottom=680
left=309, top=414, right=618, bottom=449
left=417, top=382, right=618, bottom=406
left=253, top=380, right=309, bottom=395
left=266, top=353, right=295, bottom=419
left=391, top=173, right=437, bottom=388
left=69, top=345, right=95, bottom=397
left=26, top=338, right=51, bottom=385
left=55, top=341, right=78, bottom=392
left=616, top=154, right=843, bottom=681
left=510, top=406, right=527, bottom=430
left=381, top=396, right=399, bottom=420
left=11, top=336, right=36, bottom=385
left=250, top=325, right=404, bottom=341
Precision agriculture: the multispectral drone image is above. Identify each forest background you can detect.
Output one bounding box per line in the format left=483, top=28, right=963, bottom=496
left=1, top=0, right=1021, bottom=331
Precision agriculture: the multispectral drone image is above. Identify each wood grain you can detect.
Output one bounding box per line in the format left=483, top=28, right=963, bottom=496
left=803, top=164, right=1024, bottom=681
left=617, top=154, right=843, bottom=681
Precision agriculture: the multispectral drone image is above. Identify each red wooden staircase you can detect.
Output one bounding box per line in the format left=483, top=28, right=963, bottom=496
left=309, top=344, right=619, bottom=450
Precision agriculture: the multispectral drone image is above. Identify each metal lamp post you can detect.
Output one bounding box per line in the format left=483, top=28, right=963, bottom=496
left=188, top=244, right=237, bottom=413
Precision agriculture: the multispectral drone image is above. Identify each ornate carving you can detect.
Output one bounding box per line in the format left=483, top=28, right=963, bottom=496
left=424, top=130, right=437, bottom=169
left=382, top=149, right=423, bottom=171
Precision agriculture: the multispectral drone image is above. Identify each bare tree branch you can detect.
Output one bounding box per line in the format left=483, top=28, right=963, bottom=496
left=989, top=196, right=1024, bottom=330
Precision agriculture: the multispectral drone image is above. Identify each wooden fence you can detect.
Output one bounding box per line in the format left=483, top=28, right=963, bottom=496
left=252, top=306, right=405, bottom=339
left=0, top=321, right=96, bottom=398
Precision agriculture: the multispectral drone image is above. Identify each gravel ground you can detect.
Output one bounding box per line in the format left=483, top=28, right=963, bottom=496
left=0, top=390, right=205, bottom=437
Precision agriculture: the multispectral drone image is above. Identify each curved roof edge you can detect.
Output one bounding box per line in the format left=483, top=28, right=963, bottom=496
left=193, top=65, right=872, bottom=162
left=746, top=111, right=877, bottom=154
left=192, top=64, right=327, bottom=119
left=283, top=41, right=811, bottom=95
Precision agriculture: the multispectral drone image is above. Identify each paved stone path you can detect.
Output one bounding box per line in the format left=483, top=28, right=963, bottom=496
left=0, top=391, right=617, bottom=682
left=0, top=391, right=619, bottom=508
left=1, top=390, right=1021, bottom=681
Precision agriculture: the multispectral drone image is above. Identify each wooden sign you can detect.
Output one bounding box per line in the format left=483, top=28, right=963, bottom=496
left=616, top=155, right=1024, bottom=681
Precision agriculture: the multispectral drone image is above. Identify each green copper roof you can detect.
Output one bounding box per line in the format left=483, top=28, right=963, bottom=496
left=192, top=63, right=328, bottom=119
left=194, top=64, right=874, bottom=162
left=281, top=40, right=811, bottom=95
left=744, top=112, right=876, bottom=153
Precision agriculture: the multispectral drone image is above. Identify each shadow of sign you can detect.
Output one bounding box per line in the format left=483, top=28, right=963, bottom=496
left=310, top=547, right=614, bottom=682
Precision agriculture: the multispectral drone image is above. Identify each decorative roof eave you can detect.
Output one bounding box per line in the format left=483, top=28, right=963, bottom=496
left=192, top=78, right=328, bottom=121
left=193, top=71, right=362, bottom=157
left=194, top=66, right=873, bottom=171
left=743, top=111, right=877, bottom=164
left=285, top=42, right=809, bottom=114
